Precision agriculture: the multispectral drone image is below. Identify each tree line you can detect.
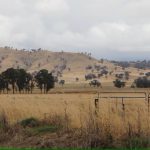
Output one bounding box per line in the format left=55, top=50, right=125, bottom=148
left=0, top=68, right=55, bottom=94
left=113, top=77, right=150, bottom=88
left=111, top=60, right=150, bottom=69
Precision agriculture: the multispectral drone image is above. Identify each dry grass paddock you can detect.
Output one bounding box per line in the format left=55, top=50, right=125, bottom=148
left=0, top=93, right=94, bottom=125
left=0, top=90, right=149, bottom=148
left=0, top=91, right=149, bottom=127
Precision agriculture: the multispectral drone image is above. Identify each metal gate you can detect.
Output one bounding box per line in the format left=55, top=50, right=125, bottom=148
left=94, top=91, right=150, bottom=115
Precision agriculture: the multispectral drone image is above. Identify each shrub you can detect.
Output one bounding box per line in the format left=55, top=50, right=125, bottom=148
left=20, top=117, right=40, bottom=128
left=113, top=79, right=125, bottom=88
left=134, top=77, right=150, bottom=88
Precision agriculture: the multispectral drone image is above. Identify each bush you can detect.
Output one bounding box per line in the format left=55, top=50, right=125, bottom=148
left=20, top=117, right=40, bottom=128
left=134, top=77, right=150, bottom=88
left=113, top=79, right=125, bottom=88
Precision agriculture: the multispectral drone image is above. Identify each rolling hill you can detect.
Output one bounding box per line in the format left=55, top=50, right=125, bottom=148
left=0, top=47, right=149, bottom=86
left=0, top=47, right=101, bottom=73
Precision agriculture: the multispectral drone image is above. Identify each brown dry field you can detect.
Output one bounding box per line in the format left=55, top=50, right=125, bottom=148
left=0, top=86, right=149, bottom=130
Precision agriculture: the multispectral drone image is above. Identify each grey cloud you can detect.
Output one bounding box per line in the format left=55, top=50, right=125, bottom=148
left=0, top=0, right=150, bottom=59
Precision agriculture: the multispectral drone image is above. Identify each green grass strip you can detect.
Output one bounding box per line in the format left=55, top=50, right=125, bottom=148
left=0, top=148, right=149, bottom=150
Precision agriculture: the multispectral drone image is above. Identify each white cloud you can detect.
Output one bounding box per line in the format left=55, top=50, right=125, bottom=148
left=35, top=0, right=69, bottom=14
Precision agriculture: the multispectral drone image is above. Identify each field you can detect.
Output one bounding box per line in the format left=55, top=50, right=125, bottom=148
left=0, top=84, right=149, bottom=148
left=0, top=93, right=95, bottom=125
left=0, top=86, right=149, bottom=124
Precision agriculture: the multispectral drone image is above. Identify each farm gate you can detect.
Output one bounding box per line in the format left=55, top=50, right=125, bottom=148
left=94, top=91, right=150, bottom=116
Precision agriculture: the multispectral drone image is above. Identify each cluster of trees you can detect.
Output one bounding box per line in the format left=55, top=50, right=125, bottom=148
left=113, top=77, right=150, bottom=88
left=132, top=77, right=150, bottom=88
left=0, top=68, right=55, bottom=94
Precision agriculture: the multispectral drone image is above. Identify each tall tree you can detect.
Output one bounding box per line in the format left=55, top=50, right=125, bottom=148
left=0, top=74, right=6, bottom=93
left=16, top=69, right=33, bottom=93
left=2, top=68, right=18, bottom=94
left=35, top=69, right=54, bottom=93
left=46, top=73, right=55, bottom=93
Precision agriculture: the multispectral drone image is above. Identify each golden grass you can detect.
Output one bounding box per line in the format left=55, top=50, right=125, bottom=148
left=0, top=91, right=149, bottom=148
left=0, top=92, right=149, bottom=131
left=0, top=94, right=94, bottom=125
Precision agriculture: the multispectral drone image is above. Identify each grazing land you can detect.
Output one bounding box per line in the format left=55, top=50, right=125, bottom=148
left=0, top=88, right=149, bottom=125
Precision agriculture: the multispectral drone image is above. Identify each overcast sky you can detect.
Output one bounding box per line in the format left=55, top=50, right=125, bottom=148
left=0, top=0, right=150, bottom=60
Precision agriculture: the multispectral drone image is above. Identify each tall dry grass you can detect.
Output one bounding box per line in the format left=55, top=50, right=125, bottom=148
left=0, top=93, right=149, bottom=148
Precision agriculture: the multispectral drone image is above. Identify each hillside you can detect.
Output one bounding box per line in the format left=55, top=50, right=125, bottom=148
left=0, top=47, right=149, bottom=87
left=0, top=47, right=100, bottom=72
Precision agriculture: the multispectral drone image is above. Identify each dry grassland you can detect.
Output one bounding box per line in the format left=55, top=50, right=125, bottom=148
left=0, top=91, right=149, bottom=131
left=0, top=94, right=94, bottom=125
left=0, top=89, right=149, bottom=148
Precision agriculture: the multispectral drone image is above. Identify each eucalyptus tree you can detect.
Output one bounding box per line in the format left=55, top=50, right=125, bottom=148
left=16, top=69, right=33, bottom=93
left=35, top=69, right=54, bottom=93
left=134, top=77, right=150, bottom=88
left=46, top=73, right=55, bottom=93
left=0, top=74, right=6, bottom=93
left=2, top=68, right=18, bottom=94
left=113, top=79, right=126, bottom=88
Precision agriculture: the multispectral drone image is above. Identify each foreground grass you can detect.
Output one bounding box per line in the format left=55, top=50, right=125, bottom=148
left=0, top=93, right=149, bottom=148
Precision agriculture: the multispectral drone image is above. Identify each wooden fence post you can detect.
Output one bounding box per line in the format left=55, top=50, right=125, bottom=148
left=148, top=95, right=150, bottom=114
left=121, top=97, right=125, bottom=121
left=95, top=98, right=99, bottom=116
